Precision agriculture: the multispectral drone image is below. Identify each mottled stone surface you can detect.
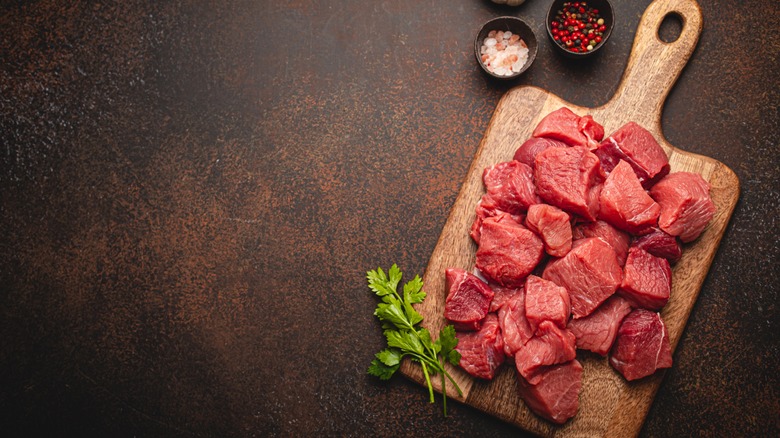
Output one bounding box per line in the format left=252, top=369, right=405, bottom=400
left=0, top=1, right=777, bottom=436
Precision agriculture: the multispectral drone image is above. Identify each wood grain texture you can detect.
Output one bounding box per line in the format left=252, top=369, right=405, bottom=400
left=399, top=0, right=740, bottom=436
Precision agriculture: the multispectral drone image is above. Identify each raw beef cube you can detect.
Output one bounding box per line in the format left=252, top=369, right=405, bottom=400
left=543, top=237, right=623, bottom=318
left=534, top=146, right=604, bottom=221
left=516, top=359, right=583, bottom=424
left=444, top=268, right=494, bottom=331
left=610, top=309, right=673, bottom=381
left=498, top=289, right=535, bottom=356
left=469, top=195, right=526, bottom=244
left=476, top=213, right=545, bottom=287
left=489, top=285, right=522, bottom=312
left=456, top=314, right=505, bottom=380
left=650, top=172, right=716, bottom=242
left=634, top=228, right=682, bottom=263
left=572, top=220, right=631, bottom=266
left=515, top=321, right=577, bottom=384
left=618, top=247, right=671, bottom=310
left=532, top=107, right=605, bottom=149
left=482, top=160, right=540, bottom=215
left=524, top=275, right=571, bottom=331
left=595, top=122, right=670, bottom=188
left=598, top=160, right=661, bottom=234
left=578, top=115, right=605, bottom=150
left=525, top=204, right=573, bottom=257
left=568, top=295, right=633, bottom=355
left=512, top=137, right=568, bottom=169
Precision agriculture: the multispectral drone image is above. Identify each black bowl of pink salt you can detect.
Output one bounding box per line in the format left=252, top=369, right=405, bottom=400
left=475, top=17, right=538, bottom=79
left=547, top=0, right=614, bottom=58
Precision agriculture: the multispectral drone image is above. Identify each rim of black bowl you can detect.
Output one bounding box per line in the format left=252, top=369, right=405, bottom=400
left=546, top=0, right=614, bottom=58
left=475, top=16, right=538, bottom=79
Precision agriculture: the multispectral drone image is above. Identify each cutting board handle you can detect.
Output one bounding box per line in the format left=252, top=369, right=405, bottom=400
left=606, top=0, right=702, bottom=129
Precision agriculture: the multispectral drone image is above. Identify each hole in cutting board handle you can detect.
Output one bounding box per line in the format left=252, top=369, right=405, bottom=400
left=658, top=12, right=684, bottom=43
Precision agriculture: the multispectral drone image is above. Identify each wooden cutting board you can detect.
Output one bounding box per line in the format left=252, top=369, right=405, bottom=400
left=399, top=0, right=740, bottom=436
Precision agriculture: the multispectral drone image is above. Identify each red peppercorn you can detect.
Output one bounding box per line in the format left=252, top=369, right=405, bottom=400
left=554, top=1, right=605, bottom=53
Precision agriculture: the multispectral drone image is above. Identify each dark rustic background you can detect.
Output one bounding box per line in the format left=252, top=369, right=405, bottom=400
left=1, top=0, right=777, bottom=436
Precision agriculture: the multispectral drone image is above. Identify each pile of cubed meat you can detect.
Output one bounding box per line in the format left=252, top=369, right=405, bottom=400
left=444, top=107, right=716, bottom=424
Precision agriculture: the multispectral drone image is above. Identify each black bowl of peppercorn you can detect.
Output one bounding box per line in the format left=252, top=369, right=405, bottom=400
left=547, top=0, right=614, bottom=58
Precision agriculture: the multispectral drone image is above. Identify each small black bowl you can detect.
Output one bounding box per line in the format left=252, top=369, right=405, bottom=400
left=546, top=0, right=614, bottom=58
left=475, top=16, right=538, bottom=79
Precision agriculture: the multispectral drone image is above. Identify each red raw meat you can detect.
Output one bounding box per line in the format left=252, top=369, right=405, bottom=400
left=634, top=228, right=682, bottom=263
left=595, top=122, right=670, bottom=188
left=444, top=268, right=494, bottom=331
left=489, top=284, right=522, bottom=312
left=598, top=160, right=661, bottom=234
left=618, top=247, right=671, bottom=310
left=515, top=321, right=576, bottom=384
left=449, top=111, right=699, bottom=419
left=568, top=295, right=633, bottom=355
left=610, top=309, right=673, bottom=381
left=456, top=314, right=505, bottom=380
left=578, top=116, right=605, bottom=150
left=532, top=107, right=605, bottom=149
left=650, top=172, right=716, bottom=242
left=476, top=213, right=545, bottom=287
left=534, top=146, right=605, bottom=221
left=516, top=359, right=583, bottom=424
left=498, top=288, right=534, bottom=356
left=482, top=160, right=539, bottom=215
left=543, top=237, right=622, bottom=318
left=469, top=195, right=526, bottom=244
left=524, top=275, right=571, bottom=331
left=525, top=204, right=573, bottom=257
left=572, top=220, right=631, bottom=266
left=513, top=137, right=568, bottom=169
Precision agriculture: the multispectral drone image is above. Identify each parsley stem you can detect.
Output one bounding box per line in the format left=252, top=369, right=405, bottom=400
left=441, top=368, right=448, bottom=417
left=420, top=360, right=434, bottom=404
left=441, top=367, right=464, bottom=397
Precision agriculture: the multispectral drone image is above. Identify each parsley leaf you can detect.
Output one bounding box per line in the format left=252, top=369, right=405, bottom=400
left=385, top=329, right=424, bottom=354
left=439, top=325, right=462, bottom=366
left=403, top=275, right=426, bottom=303
left=366, top=264, right=463, bottom=416
left=375, top=301, right=409, bottom=330
left=376, top=348, right=402, bottom=367
left=368, top=358, right=399, bottom=380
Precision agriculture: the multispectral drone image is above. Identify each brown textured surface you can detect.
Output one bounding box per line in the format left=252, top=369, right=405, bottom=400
left=0, top=1, right=777, bottom=437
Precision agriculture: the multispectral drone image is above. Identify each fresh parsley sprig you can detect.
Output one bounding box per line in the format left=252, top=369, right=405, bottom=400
left=367, top=264, right=463, bottom=416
